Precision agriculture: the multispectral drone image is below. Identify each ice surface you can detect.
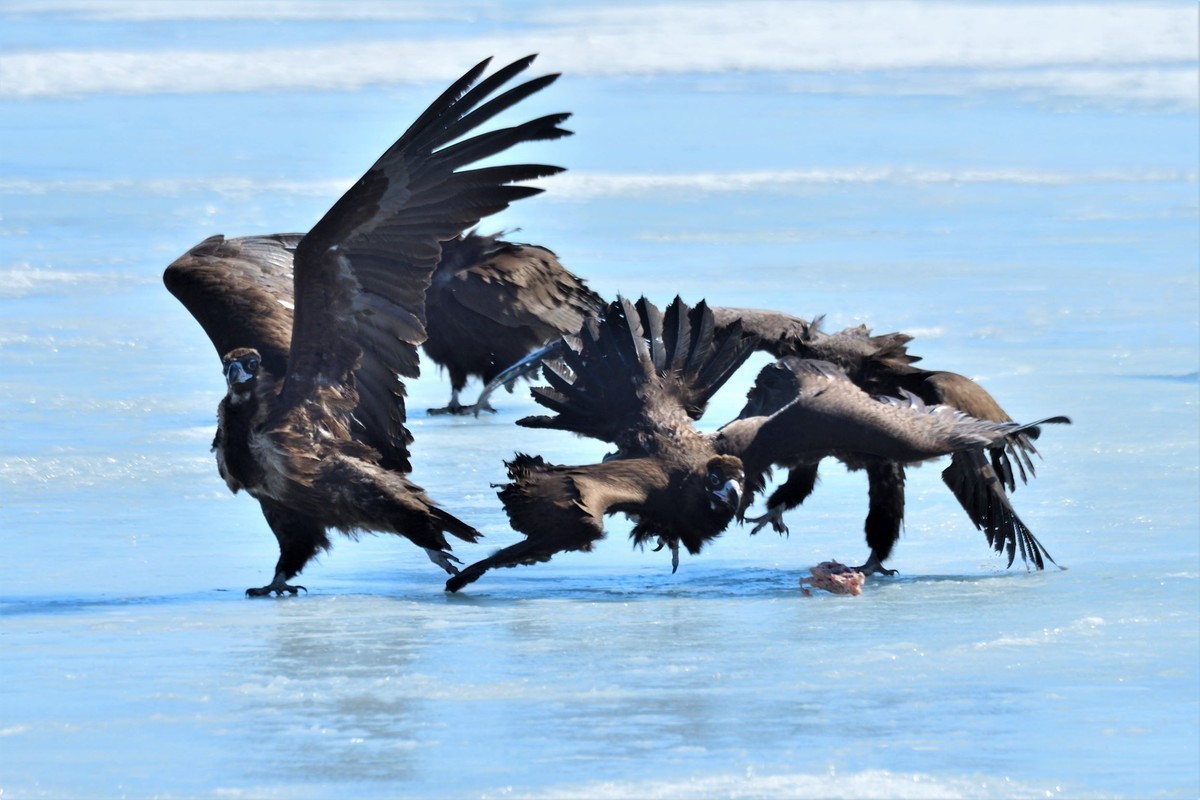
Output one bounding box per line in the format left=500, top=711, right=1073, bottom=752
left=2, top=3, right=1197, bottom=798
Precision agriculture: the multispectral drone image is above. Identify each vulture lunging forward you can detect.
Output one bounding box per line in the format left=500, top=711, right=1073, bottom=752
left=445, top=297, right=1063, bottom=591
left=445, top=296, right=758, bottom=592
left=164, top=56, right=570, bottom=596
left=423, top=231, right=605, bottom=415
left=712, top=307, right=1069, bottom=574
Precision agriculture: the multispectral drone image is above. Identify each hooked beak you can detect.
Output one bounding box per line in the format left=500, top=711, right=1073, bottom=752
left=225, top=362, right=252, bottom=386
left=709, top=478, right=743, bottom=513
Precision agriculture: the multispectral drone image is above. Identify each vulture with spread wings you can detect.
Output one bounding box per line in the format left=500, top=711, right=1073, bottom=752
left=445, top=296, right=1065, bottom=592
left=711, top=307, right=1068, bottom=574
left=163, top=56, right=570, bottom=596
left=445, top=296, right=757, bottom=592
left=422, top=231, right=605, bottom=416
left=474, top=304, right=1068, bottom=574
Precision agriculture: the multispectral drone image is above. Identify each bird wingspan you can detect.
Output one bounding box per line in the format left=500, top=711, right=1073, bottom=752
left=519, top=296, right=760, bottom=450
left=163, top=233, right=303, bottom=377
left=269, top=55, right=570, bottom=460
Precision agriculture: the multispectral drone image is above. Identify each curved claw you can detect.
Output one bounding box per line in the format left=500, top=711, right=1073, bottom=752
left=855, top=555, right=898, bottom=577
left=245, top=582, right=307, bottom=598
left=745, top=505, right=790, bottom=537
left=425, top=548, right=463, bottom=576
left=427, top=403, right=463, bottom=416
left=427, top=400, right=497, bottom=417
left=653, top=536, right=681, bottom=573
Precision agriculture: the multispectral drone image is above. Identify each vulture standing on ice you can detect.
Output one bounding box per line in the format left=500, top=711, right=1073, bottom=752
left=445, top=296, right=1065, bottom=592
left=422, top=230, right=605, bottom=415
left=163, top=56, right=570, bottom=596
left=711, top=307, right=1069, bottom=574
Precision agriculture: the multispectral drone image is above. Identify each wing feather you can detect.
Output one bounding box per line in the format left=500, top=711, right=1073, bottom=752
left=275, top=54, right=571, bottom=452
left=162, top=233, right=301, bottom=376
left=518, top=297, right=759, bottom=449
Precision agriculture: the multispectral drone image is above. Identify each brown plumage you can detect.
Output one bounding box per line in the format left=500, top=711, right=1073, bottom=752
left=163, top=56, right=571, bottom=596
left=422, top=230, right=605, bottom=415
left=716, top=308, right=1070, bottom=573
left=468, top=303, right=1067, bottom=574
left=447, top=296, right=1062, bottom=592
left=445, top=297, right=758, bottom=591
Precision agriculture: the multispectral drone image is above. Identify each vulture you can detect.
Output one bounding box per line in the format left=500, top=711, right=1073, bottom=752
left=163, top=56, right=570, bottom=596
left=422, top=230, right=605, bottom=415
left=473, top=305, right=1068, bottom=574
left=711, top=307, right=1069, bottom=574
left=445, top=296, right=1065, bottom=592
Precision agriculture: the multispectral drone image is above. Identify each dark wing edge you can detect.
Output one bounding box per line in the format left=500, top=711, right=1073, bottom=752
left=942, top=449, right=1061, bottom=570
left=276, top=55, right=571, bottom=469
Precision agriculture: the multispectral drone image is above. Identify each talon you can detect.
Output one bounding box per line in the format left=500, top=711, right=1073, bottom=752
left=246, top=581, right=307, bottom=597
left=470, top=401, right=497, bottom=417
left=745, top=505, right=789, bottom=536
left=425, top=548, right=463, bottom=575
left=855, top=556, right=897, bottom=577
left=653, top=536, right=681, bottom=573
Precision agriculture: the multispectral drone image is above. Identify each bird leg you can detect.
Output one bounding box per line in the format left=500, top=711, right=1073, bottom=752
left=854, top=553, right=898, bottom=577
left=745, top=504, right=790, bottom=536
left=425, top=547, right=463, bottom=575
left=246, top=572, right=308, bottom=597
left=427, top=387, right=498, bottom=417
left=426, top=388, right=466, bottom=416
left=745, top=464, right=816, bottom=536
left=652, top=537, right=681, bottom=573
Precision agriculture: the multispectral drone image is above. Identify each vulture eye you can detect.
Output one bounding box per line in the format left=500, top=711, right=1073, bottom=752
left=707, top=471, right=722, bottom=486
left=244, top=357, right=259, bottom=372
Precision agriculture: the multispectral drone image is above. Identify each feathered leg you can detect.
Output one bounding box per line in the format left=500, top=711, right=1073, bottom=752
left=247, top=499, right=331, bottom=597
left=857, top=461, right=905, bottom=576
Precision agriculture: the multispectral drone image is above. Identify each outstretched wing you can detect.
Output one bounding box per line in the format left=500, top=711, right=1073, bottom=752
left=942, top=449, right=1059, bottom=569
left=716, top=358, right=1061, bottom=476
left=519, top=296, right=760, bottom=452
left=275, top=55, right=572, bottom=461
left=913, top=370, right=1045, bottom=490
left=163, top=233, right=302, bottom=377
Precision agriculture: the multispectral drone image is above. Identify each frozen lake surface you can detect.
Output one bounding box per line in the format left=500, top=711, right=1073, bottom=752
left=2, top=2, right=1198, bottom=798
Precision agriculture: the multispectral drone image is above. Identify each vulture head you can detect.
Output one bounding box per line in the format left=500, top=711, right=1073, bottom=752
left=703, top=455, right=745, bottom=517
left=221, top=347, right=263, bottom=403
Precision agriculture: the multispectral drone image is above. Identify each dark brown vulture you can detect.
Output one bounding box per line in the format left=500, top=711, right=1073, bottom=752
left=422, top=230, right=605, bottom=415
left=711, top=307, right=1069, bottom=574
left=163, top=56, right=571, bottom=596
left=445, top=296, right=1064, bottom=592
left=445, top=296, right=758, bottom=592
